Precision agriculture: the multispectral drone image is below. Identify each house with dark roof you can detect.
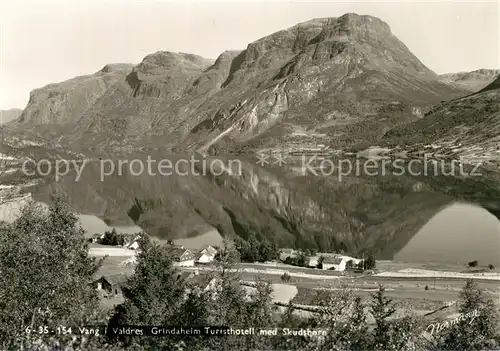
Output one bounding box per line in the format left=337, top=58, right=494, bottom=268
left=92, top=274, right=129, bottom=296
left=169, top=246, right=195, bottom=267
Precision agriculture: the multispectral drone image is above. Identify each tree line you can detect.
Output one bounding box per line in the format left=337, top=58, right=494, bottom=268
left=0, top=199, right=499, bottom=350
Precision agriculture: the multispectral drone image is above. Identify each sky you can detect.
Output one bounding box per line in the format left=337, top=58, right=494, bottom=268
left=0, top=0, right=499, bottom=110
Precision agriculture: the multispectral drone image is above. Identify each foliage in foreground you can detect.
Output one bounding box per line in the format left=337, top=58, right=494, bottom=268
left=0, top=199, right=499, bottom=350
left=0, top=198, right=102, bottom=350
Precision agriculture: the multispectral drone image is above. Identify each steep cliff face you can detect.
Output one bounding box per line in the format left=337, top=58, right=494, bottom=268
left=16, top=64, right=134, bottom=126
left=9, top=14, right=466, bottom=155
left=439, top=69, right=500, bottom=92
left=184, top=14, right=464, bottom=154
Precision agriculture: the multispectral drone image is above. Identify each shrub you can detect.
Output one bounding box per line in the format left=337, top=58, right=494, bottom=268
left=488, top=264, right=495, bottom=270
left=281, top=272, right=291, bottom=283
left=468, top=260, right=479, bottom=267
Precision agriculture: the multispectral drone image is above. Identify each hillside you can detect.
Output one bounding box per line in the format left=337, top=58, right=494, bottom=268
left=439, top=69, right=499, bottom=92
left=6, top=14, right=467, bottom=156
left=384, top=75, right=500, bottom=162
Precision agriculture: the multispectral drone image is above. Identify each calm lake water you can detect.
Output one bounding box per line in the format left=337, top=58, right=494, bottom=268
left=77, top=214, right=142, bottom=236
left=395, top=203, right=500, bottom=266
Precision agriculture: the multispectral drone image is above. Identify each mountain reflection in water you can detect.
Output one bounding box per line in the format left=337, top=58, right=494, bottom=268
left=20, top=156, right=500, bottom=260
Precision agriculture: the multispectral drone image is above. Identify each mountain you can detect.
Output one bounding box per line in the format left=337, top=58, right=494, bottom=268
left=7, top=14, right=467, bottom=156
left=383, top=74, right=500, bottom=162
left=439, top=69, right=500, bottom=92
left=0, top=109, right=22, bottom=125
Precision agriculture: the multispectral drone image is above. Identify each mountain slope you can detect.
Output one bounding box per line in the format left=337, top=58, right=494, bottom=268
left=439, top=69, right=500, bottom=92
left=0, top=109, right=22, bottom=125
left=383, top=75, right=500, bottom=161
left=8, top=14, right=467, bottom=155
left=18, top=63, right=135, bottom=126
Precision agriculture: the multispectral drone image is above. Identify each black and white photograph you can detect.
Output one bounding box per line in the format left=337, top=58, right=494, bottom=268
left=0, top=0, right=499, bottom=350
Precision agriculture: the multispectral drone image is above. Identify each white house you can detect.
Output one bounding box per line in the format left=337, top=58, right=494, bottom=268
left=307, top=256, right=319, bottom=267
left=196, top=245, right=217, bottom=264
left=200, top=245, right=217, bottom=256
left=171, top=247, right=195, bottom=267
left=127, top=240, right=140, bottom=250
left=337, top=255, right=362, bottom=266
left=322, top=256, right=347, bottom=271
left=197, top=252, right=214, bottom=264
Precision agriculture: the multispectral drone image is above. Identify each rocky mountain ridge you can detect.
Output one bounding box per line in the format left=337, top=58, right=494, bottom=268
left=5, top=13, right=467, bottom=156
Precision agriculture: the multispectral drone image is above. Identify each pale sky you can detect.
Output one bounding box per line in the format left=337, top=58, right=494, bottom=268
left=0, top=0, right=499, bottom=110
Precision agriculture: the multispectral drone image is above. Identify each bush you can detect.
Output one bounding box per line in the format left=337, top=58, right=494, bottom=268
left=280, top=272, right=291, bottom=283
left=317, top=256, right=325, bottom=269
left=488, top=264, right=495, bottom=270
left=468, top=260, right=479, bottom=267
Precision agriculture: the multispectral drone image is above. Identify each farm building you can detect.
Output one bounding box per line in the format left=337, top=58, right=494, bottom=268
left=92, top=274, right=128, bottom=296
left=322, top=257, right=347, bottom=271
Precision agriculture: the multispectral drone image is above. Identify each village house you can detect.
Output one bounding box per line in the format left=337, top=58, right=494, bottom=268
left=196, top=245, right=217, bottom=264
left=322, top=256, right=347, bottom=271
left=126, top=239, right=140, bottom=250
left=92, top=274, right=128, bottom=296
left=170, top=246, right=196, bottom=267
left=307, top=256, right=319, bottom=267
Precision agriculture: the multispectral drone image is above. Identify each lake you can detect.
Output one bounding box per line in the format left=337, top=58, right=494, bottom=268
left=396, top=202, right=500, bottom=266
left=2, top=156, right=500, bottom=262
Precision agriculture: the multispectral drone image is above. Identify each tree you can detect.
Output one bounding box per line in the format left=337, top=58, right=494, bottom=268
left=0, top=197, right=102, bottom=349
left=107, top=235, right=188, bottom=350
left=317, top=255, right=325, bottom=269
left=101, top=228, right=124, bottom=246
left=468, top=260, right=479, bottom=267
left=438, top=279, right=500, bottom=350
left=338, top=296, right=370, bottom=350
left=207, top=240, right=276, bottom=351
left=370, top=285, right=396, bottom=350
left=281, top=272, right=291, bottom=283
left=365, top=254, right=376, bottom=270
left=258, top=240, right=278, bottom=262
left=488, top=264, right=495, bottom=270
left=307, top=283, right=356, bottom=349
left=297, top=251, right=309, bottom=267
